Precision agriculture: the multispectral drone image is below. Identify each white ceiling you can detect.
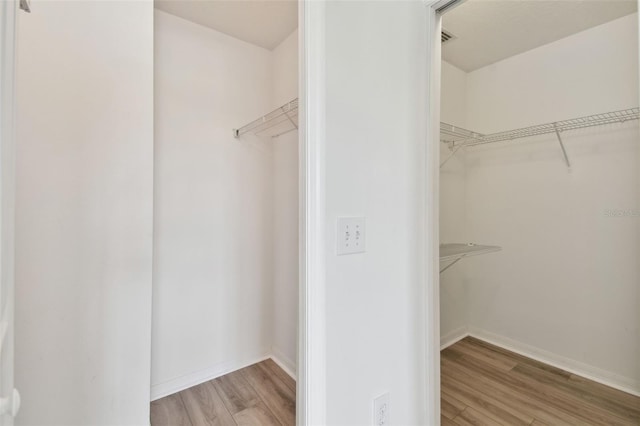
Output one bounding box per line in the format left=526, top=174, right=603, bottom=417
left=442, top=0, right=637, bottom=72
left=154, top=0, right=297, bottom=50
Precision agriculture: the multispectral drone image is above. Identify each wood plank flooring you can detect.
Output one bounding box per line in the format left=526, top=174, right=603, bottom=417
left=151, top=359, right=295, bottom=426
left=442, top=337, right=640, bottom=425
left=152, top=338, right=639, bottom=425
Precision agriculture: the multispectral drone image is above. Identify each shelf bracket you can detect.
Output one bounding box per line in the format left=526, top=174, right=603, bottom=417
left=440, top=143, right=464, bottom=168
left=440, top=256, right=463, bottom=273
left=553, top=123, right=571, bottom=169
left=283, top=109, right=298, bottom=131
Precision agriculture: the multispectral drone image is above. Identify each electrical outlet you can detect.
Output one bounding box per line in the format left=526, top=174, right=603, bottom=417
left=337, top=217, right=366, bottom=255
left=373, top=393, right=390, bottom=426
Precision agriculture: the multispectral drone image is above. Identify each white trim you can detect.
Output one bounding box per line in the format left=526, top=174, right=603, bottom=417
left=423, top=1, right=448, bottom=424
left=150, top=351, right=272, bottom=401
left=440, top=326, right=469, bottom=350
left=298, top=0, right=326, bottom=425
left=440, top=328, right=640, bottom=397
left=271, top=347, right=297, bottom=381
left=468, top=328, right=640, bottom=398
left=423, top=1, right=468, bottom=424
left=0, top=1, right=17, bottom=424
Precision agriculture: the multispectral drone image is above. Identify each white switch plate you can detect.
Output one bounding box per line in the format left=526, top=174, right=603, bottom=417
left=337, top=217, right=366, bottom=255
left=373, top=393, right=390, bottom=426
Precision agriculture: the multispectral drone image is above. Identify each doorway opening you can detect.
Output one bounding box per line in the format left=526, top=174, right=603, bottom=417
left=150, top=2, right=304, bottom=424
left=429, top=0, right=640, bottom=424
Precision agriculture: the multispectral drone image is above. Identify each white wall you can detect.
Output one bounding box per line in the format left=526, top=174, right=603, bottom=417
left=466, top=14, right=639, bottom=133
left=271, top=30, right=299, bottom=374
left=152, top=10, right=275, bottom=399
left=462, top=13, right=640, bottom=392
left=15, top=1, right=154, bottom=424
left=441, top=61, right=467, bottom=130
left=324, top=1, right=428, bottom=423
left=273, top=30, right=298, bottom=107
left=440, top=61, right=469, bottom=344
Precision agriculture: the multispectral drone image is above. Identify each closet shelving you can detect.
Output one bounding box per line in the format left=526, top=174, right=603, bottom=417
left=233, top=98, right=298, bottom=139
left=440, top=122, right=484, bottom=144
left=441, top=107, right=640, bottom=168
left=440, top=122, right=485, bottom=167
left=440, top=243, right=501, bottom=273
left=235, top=102, right=639, bottom=167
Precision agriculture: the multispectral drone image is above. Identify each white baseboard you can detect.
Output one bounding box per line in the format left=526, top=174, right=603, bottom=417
left=270, top=346, right=297, bottom=381
left=468, top=327, right=640, bottom=397
left=440, top=325, right=469, bottom=350
left=150, top=351, right=271, bottom=401
left=150, top=348, right=299, bottom=401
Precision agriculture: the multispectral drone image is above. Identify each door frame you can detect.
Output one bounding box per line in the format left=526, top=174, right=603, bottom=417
left=423, top=0, right=466, bottom=424
left=298, top=0, right=326, bottom=425
left=0, top=0, right=18, bottom=424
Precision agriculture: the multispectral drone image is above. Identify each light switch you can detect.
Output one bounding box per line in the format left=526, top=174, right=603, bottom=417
left=337, top=217, right=366, bottom=255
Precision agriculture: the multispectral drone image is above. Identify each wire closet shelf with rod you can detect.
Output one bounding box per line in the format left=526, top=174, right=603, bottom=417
left=233, top=98, right=299, bottom=139
left=440, top=107, right=640, bottom=168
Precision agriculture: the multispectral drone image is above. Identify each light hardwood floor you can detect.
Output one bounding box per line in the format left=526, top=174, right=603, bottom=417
left=151, top=359, right=296, bottom=426
left=442, top=337, right=640, bottom=426
left=152, top=338, right=640, bottom=425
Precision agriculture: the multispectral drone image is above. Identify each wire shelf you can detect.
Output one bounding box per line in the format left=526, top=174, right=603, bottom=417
left=440, top=122, right=484, bottom=145
left=233, top=99, right=299, bottom=139
left=440, top=108, right=639, bottom=168
left=236, top=102, right=638, bottom=149
left=463, top=107, right=640, bottom=147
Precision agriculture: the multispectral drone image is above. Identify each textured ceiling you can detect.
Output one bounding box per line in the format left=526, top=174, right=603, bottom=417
left=154, top=0, right=297, bottom=50
left=442, top=0, right=637, bottom=72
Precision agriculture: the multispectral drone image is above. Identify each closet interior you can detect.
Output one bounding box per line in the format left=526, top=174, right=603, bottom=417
left=151, top=2, right=298, bottom=425
left=438, top=1, right=640, bottom=425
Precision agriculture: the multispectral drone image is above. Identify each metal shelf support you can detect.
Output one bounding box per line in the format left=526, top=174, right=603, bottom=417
left=553, top=123, right=571, bottom=169
left=439, top=243, right=502, bottom=274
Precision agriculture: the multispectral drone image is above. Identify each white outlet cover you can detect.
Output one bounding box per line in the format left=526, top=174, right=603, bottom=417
left=337, top=217, right=366, bottom=255
left=373, top=392, right=390, bottom=426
